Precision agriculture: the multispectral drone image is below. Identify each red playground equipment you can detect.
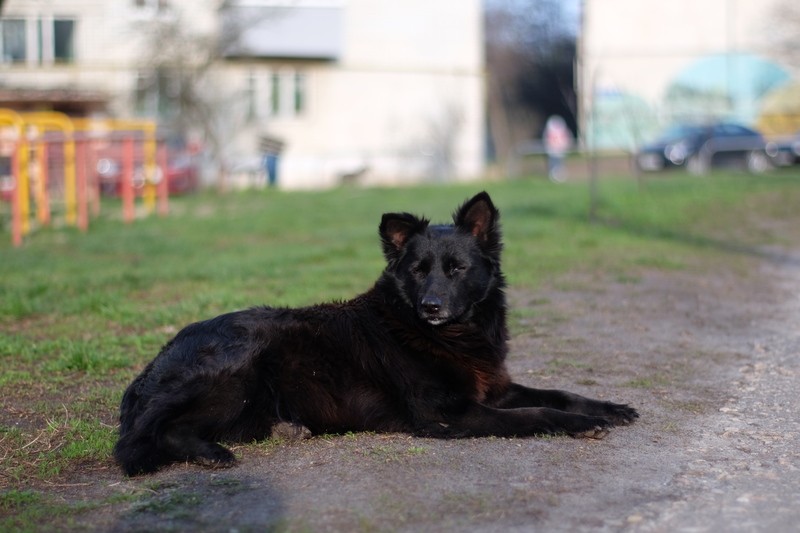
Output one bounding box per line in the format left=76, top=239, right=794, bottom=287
left=1, top=110, right=172, bottom=247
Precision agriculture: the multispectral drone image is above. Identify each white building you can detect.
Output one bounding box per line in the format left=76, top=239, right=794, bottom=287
left=0, top=0, right=486, bottom=189
left=580, top=0, right=799, bottom=150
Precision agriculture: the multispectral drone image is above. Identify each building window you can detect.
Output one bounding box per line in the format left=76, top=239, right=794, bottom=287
left=133, top=0, right=171, bottom=12
left=0, top=19, right=27, bottom=63
left=268, top=69, right=307, bottom=118
left=134, top=72, right=153, bottom=115
left=36, top=19, right=43, bottom=63
left=270, top=72, right=281, bottom=116
left=0, top=16, right=76, bottom=65
left=135, top=69, right=183, bottom=120
left=294, top=72, right=306, bottom=114
left=53, top=19, right=75, bottom=63
left=246, top=71, right=257, bottom=121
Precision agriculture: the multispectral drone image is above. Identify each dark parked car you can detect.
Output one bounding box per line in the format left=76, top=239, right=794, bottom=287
left=769, top=132, right=800, bottom=167
left=636, top=123, right=772, bottom=174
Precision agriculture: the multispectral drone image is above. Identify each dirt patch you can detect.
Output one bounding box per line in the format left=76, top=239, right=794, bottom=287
left=6, top=244, right=800, bottom=531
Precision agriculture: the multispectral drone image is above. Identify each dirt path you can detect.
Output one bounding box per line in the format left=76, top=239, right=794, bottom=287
left=32, top=245, right=800, bottom=532
left=630, top=253, right=800, bottom=532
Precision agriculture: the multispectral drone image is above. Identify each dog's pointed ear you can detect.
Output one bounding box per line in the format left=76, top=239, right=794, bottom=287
left=379, top=212, right=429, bottom=262
left=454, top=192, right=502, bottom=253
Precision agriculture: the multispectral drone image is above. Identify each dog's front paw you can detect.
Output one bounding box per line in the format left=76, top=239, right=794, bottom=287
left=559, top=413, right=613, bottom=438
left=603, top=403, right=639, bottom=425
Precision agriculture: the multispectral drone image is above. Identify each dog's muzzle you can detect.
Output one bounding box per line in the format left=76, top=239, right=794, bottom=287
left=420, top=295, right=450, bottom=325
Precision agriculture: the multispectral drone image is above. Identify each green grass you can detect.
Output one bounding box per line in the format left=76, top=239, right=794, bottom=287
left=1, top=170, right=800, bottom=529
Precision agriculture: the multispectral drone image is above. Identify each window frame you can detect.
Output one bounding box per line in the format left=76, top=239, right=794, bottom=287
left=52, top=18, right=76, bottom=64
left=0, top=18, right=28, bottom=64
left=0, top=15, right=77, bottom=65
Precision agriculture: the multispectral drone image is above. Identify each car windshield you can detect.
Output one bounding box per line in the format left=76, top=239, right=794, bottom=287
left=654, top=125, right=704, bottom=143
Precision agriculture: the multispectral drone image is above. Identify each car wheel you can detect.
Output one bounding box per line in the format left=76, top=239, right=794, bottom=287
left=746, top=151, right=771, bottom=174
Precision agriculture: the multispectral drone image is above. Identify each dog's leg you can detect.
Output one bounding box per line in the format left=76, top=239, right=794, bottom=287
left=491, top=383, right=638, bottom=425
left=162, top=424, right=237, bottom=469
left=415, top=403, right=612, bottom=439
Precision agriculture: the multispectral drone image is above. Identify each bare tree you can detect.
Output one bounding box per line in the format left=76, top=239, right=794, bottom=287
left=769, top=1, right=800, bottom=67
left=484, top=0, right=578, bottom=177
left=425, top=104, right=465, bottom=182
left=130, top=1, right=276, bottom=190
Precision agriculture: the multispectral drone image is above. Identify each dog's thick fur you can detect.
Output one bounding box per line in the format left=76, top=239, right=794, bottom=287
left=114, top=192, right=638, bottom=476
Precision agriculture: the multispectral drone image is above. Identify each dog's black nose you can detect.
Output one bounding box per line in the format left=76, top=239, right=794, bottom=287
left=421, top=296, right=442, bottom=315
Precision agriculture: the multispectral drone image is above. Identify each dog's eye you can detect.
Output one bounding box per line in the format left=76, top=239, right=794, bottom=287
left=448, top=265, right=465, bottom=277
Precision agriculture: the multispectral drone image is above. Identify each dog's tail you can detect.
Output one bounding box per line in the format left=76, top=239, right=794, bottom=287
left=114, top=394, right=186, bottom=476
left=114, top=362, right=173, bottom=476
left=113, top=430, right=168, bottom=477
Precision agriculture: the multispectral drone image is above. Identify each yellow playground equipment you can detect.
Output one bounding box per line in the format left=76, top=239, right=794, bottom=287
left=1, top=110, right=169, bottom=247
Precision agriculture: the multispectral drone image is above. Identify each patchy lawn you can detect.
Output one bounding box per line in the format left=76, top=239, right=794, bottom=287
left=2, top=171, right=800, bottom=531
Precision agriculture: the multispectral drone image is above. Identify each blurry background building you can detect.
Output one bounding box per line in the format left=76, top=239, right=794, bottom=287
left=580, top=0, right=800, bottom=151
left=0, top=0, right=485, bottom=189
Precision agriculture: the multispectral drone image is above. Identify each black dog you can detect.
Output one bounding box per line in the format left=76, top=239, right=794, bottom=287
left=114, top=192, right=637, bottom=475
